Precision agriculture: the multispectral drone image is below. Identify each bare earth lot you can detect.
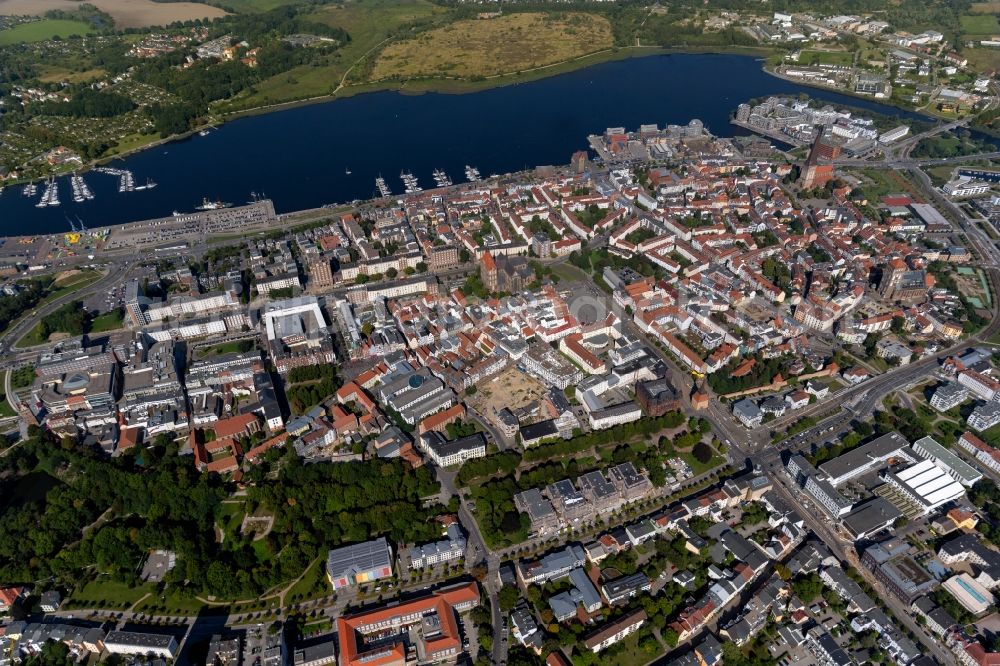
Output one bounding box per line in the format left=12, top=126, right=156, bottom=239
left=468, top=366, right=548, bottom=419
left=0, top=0, right=227, bottom=28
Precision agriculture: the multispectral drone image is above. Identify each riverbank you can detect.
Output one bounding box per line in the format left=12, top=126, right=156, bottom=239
left=760, top=63, right=952, bottom=122
left=4, top=52, right=952, bottom=234
left=7, top=45, right=782, bottom=188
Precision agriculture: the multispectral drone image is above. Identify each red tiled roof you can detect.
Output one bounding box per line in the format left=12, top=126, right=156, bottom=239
left=338, top=584, right=479, bottom=666
left=214, top=413, right=258, bottom=440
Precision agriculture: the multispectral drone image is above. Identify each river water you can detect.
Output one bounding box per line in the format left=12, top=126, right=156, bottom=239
left=0, top=53, right=936, bottom=236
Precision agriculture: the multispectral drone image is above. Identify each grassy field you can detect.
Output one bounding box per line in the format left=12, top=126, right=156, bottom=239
left=285, top=557, right=328, bottom=604
left=89, top=309, right=123, bottom=333
left=10, top=366, right=35, bottom=390
left=43, top=269, right=103, bottom=303
left=972, top=2, right=1000, bottom=12
left=982, top=423, right=1000, bottom=447
left=37, top=66, right=107, bottom=84
left=961, top=13, right=1000, bottom=35
left=798, top=49, right=854, bottom=67
left=680, top=446, right=727, bottom=476
left=134, top=588, right=210, bottom=616
left=19, top=323, right=51, bottom=347
left=926, top=164, right=957, bottom=187
left=371, top=12, right=615, bottom=80
left=224, top=0, right=448, bottom=110
left=964, top=47, right=1000, bottom=75
left=68, top=579, right=154, bottom=610
left=0, top=19, right=94, bottom=45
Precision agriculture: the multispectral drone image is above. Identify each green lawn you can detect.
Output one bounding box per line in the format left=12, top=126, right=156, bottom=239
left=285, top=557, right=329, bottom=604
left=961, top=13, right=1000, bottom=35
left=41, top=269, right=103, bottom=304
left=926, top=164, right=957, bottom=187
left=198, top=340, right=254, bottom=358
left=0, top=397, right=15, bottom=419
left=68, top=579, right=154, bottom=610
left=0, top=20, right=95, bottom=45
left=252, top=538, right=274, bottom=562
left=799, top=49, right=854, bottom=67
left=216, top=501, right=246, bottom=543
left=680, top=447, right=727, bottom=476
left=89, top=309, right=123, bottom=333
left=19, top=322, right=50, bottom=347
left=134, top=587, right=210, bottom=616
left=10, top=366, right=36, bottom=390
left=980, top=423, right=1000, bottom=448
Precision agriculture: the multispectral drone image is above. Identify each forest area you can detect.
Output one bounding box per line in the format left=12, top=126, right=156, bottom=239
left=0, top=430, right=445, bottom=601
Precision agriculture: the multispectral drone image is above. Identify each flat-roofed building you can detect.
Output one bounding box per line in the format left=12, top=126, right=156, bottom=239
left=878, top=458, right=967, bottom=518
left=819, top=431, right=912, bottom=486
left=861, top=538, right=938, bottom=605
left=911, top=436, right=982, bottom=487
left=609, top=462, right=652, bottom=502
left=577, top=470, right=620, bottom=514
left=547, top=479, right=588, bottom=524
left=326, top=537, right=393, bottom=590
left=930, top=382, right=968, bottom=412
left=103, top=631, right=179, bottom=659
left=942, top=573, right=995, bottom=616
left=841, top=497, right=903, bottom=542
left=602, top=572, right=652, bottom=605
left=293, top=637, right=337, bottom=666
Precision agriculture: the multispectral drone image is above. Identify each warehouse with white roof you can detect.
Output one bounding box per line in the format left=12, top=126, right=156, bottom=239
left=876, top=459, right=967, bottom=518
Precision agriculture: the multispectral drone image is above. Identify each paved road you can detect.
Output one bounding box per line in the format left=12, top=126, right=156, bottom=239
left=2, top=261, right=132, bottom=358
left=434, top=464, right=507, bottom=665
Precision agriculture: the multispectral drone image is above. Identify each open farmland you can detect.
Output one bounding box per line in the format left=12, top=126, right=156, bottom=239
left=0, top=19, right=93, bottom=44
left=0, top=0, right=228, bottom=28
left=961, top=13, right=1000, bottom=35
left=371, top=12, right=615, bottom=80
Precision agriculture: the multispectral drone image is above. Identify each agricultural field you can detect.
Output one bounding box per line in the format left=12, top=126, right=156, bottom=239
left=213, top=0, right=304, bottom=11
left=0, top=19, right=93, bottom=45
left=961, top=13, right=1000, bottom=35
left=0, top=0, right=227, bottom=28
left=964, top=47, right=1000, bottom=75
left=371, top=12, right=615, bottom=80
left=971, top=2, right=1000, bottom=12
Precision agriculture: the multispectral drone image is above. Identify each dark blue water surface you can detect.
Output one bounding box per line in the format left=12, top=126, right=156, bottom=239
left=0, top=53, right=936, bottom=236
